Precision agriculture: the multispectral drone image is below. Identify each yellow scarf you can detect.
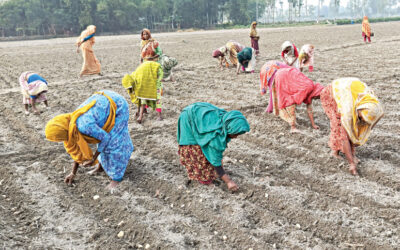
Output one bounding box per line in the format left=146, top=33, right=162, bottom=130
left=332, top=78, right=383, bottom=146
left=250, top=22, right=258, bottom=37
left=45, top=92, right=116, bottom=164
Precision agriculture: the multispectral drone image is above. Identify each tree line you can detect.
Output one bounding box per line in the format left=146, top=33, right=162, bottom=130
left=0, top=0, right=398, bottom=37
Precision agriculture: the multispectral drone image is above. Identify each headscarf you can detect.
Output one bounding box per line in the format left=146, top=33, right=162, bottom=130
left=250, top=21, right=258, bottom=37
left=177, top=102, right=250, bottom=166
left=362, top=16, right=371, bottom=37
left=298, top=44, right=315, bottom=70
left=281, top=41, right=298, bottom=58
left=237, top=47, right=253, bottom=68
left=212, top=46, right=226, bottom=58
left=45, top=92, right=116, bottom=164
left=76, top=25, right=96, bottom=45
left=332, top=78, right=384, bottom=146
left=140, top=28, right=160, bottom=59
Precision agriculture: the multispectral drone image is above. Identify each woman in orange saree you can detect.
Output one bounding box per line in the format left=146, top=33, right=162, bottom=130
left=76, top=25, right=101, bottom=77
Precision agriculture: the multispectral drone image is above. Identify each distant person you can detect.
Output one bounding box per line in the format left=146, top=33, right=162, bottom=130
left=212, top=46, right=229, bottom=70
left=237, top=47, right=256, bottom=74
left=321, top=78, right=383, bottom=175
left=270, top=68, right=324, bottom=133
left=76, top=25, right=101, bottom=77
left=19, top=71, right=49, bottom=115
left=297, top=44, right=315, bottom=72
left=362, top=16, right=372, bottom=43
left=177, top=102, right=250, bottom=192
left=140, top=29, right=162, bottom=63
left=159, top=54, right=178, bottom=82
left=250, top=21, right=260, bottom=55
left=259, top=61, right=290, bottom=113
left=212, top=41, right=244, bottom=70
left=281, top=41, right=299, bottom=67
left=45, top=90, right=134, bottom=189
left=122, top=58, right=163, bottom=123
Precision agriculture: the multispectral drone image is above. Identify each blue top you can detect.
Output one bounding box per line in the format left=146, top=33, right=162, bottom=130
left=75, top=90, right=134, bottom=181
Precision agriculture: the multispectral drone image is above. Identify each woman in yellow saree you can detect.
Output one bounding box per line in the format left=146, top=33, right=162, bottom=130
left=362, top=16, right=372, bottom=43
left=321, top=78, right=383, bottom=175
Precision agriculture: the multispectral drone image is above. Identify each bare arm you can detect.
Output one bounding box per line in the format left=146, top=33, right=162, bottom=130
left=236, top=63, right=241, bottom=75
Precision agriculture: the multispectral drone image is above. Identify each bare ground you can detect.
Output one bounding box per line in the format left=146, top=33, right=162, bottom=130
left=1, top=22, right=400, bottom=249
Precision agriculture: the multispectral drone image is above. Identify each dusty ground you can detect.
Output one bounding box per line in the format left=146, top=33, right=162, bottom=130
left=1, top=22, right=400, bottom=249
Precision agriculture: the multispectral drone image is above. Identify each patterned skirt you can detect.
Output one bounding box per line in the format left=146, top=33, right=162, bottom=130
left=178, top=145, right=217, bottom=185
left=320, top=84, right=349, bottom=152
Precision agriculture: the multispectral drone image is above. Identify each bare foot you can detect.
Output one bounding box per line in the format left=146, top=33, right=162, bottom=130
left=330, top=151, right=342, bottom=159
left=353, top=156, right=360, bottom=164
left=24, top=110, right=30, bottom=115
left=290, top=128, right=301, bottom=133
left=157, top=116, right=163, bottom=121
left=227, top=180, right=239, bottom=192
left=137, top=117, right=143, bottom=124
left=106, top=180, right=120, bottom=192
left=88, top=165, right=104, bottom=175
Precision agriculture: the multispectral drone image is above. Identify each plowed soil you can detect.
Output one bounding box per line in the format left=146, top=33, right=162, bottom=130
left=1, top=22, right=400, bottom=249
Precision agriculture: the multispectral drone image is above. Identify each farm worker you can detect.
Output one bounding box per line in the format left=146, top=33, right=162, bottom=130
left=76, top=25, right=101, bottom=77
left=159, top=54, right=178, bottom=82
left=297, top=44, right=315, bottom=72
left=362, top=16, right=372, bottom=43
left=281, top=41, right=299, bottom=67
left=237, top=47, right=256, bottom=74
left=212, top=41, right=244, bottom=70
left=321, top=78, right=383, bottom=175
left=250, top=21, right=260, bottom=55
left=45, top=90, right=134, bottom=189
left=19, top=71, right=49, bottom=115
left=122, top=57, right=164, bottom=123
left=270, top=68, right=324, bottom=133
left=177, top=102, right=250, bottom=192
left=140, top=28, right=162, bottom=63
left=259, top=61, right=290, bottom=113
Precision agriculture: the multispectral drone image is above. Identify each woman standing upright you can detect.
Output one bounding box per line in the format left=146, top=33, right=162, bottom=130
left=76, top=25, right=101, bottom=77
left=362, top=16, right=372, bottom=43
left=250, top=21, right=260, bottom=55
left=140, top=29, right=162, bottom=63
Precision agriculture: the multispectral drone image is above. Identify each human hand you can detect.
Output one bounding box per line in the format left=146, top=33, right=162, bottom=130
left=83, top=159, right=96, bottom=167
left=312, top=124, right=320, bottom=130
left=227, top=180, right=239, bottom=192
left=64, top=173, right=75, bottom=185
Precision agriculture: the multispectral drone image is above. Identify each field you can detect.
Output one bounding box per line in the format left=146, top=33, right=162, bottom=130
left=1, top=22, right=400, bottom=249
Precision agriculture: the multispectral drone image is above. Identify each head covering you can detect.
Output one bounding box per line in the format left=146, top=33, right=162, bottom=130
left=237, top=47, right=253, bottom=67
left=45, top=92, right=117, bottom=164
left=177, top=102, right=250, bottom=166
left=362, top=16, right=371, bottom=37
left=141, top=28, right=152, bottom=40
left=19, top=72, right=49, bottom=99
left=332, top=78, right=383, bottom=146
left=281, top=41, right=298, bottom=58
left=250, top=21, right=258, bottom=37
left=77, top=25, right=96, bottom=44
left=298, top=44, right=315, bottom=70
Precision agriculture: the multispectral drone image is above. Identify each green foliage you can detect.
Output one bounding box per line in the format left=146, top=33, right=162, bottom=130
left=336, top=16, right=400, bottom=25
left=0, top=0, right=399, bottom=37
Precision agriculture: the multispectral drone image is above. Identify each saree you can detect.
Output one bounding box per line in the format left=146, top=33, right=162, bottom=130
left=362, top=16, right=371, bottom=38
left=297, top=44, right=314, bottom=72
left=259, top=61, right=290, bottom=113
left=141, top=29, right=162, bottom=60
left=77, top=25, right=101, bottom=76
left=237, top=47, right=256, bottom=72
left=19, top=72, right=48, bottom=104
left=177, top=102, right=250, bottom=167
left=281, top=41, right=299, bottom=67
left=331, top=78, right=383, bottom=146
left=226, top=41, right=244, bottom=66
